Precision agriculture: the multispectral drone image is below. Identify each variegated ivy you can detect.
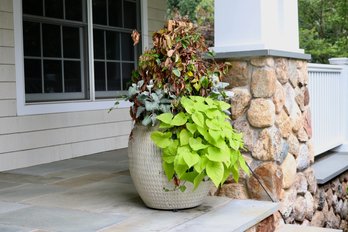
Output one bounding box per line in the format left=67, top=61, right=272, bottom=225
left=151, top=96, right=249, bottom=190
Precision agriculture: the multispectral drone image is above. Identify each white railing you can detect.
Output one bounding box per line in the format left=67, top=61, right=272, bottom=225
left=308, top=63, right=344, bottom=155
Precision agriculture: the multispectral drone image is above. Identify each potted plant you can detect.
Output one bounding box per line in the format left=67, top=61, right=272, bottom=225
left=125, top=19, right=248, bottom=210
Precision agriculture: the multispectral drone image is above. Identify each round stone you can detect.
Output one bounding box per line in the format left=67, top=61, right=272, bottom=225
left=224, top=61, right=250, bottom=88
left=251, top=68, right=276, bottom=98
left=231, top=88, right=251, bottom=120
left=252, top=126, right=281, bottom=161
left=280, top=153, right=297, bottom=189
left=247, top=162, right=283, bottom=201
left=247, top=99, right=275, bottom=128
left=273, top=81, right=286, bottom=114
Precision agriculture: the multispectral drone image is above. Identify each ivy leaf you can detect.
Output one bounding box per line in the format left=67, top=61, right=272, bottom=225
left=195, top=102, right=209, bottom=112
left=156, top=113, right=173, bottom=124
left=206, top=119, right=221, bottom=130
left=180, top=97, right=194, bottom=114
left=231, top=165, right=239, bottom=183
left=239, top=155, right=250, bottom=175
left=216, top=101, right=231, bottom=111
left=230, top=150, right=239, bottom=166
left=183, top=151, right=200, bottom=168
left=192, top=112, right=205, bottom=128
left=175, top=164, right=188, bottom=178
left=162, top=140, right=179, bottom=163
left=193, top=171, right=206, bottom=190
left=194, top=155, right=208, bottom=174
left=181, top=171, right=199, bottom=183
left=189, top=137, right=208, bottom=151
left=186, top=123, right=197, bottom=134
left=197, top=126, right=215, bottom=145
left=179, top=185, right=187, bottom=192
left=229, top=138, right=240, bottom=150
left=204, top=97, right=215, bottom=106
left=206, top=146, right=229, bottom=163
left=159, top=122, right=173, bottom=129
left=171, top=112, right=187, bottom=126
left=221, top=164, right=232, bottom=185
left=173, top=68, right=181, bottom=77
left=163, top=161, right=174, bottom=181
left=209, top=129, right=221, bottom=142
left=176, top=146, right=190, bottom=165
left=190, top=96, right=204, bottom=103
left=206, top=161, right=224, bottom=187
left=206, top=109, right=220, bottom=119
left=179, top=129, right=190, bottom=146
left=150, top=131, right=172, bottom=148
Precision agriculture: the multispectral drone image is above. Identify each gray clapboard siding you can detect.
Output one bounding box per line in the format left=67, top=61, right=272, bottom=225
left=0, top=0, right=13, bottom=12
left=0, top=108, right=130, bottom=135
left=0, top=65, right=15, bottom=82
left=0, top=11, right=13, bottom=29
left=147, top=0, right=167, bottom=40
left=0, top=47, right=15, bottom=64
left=0, top=120, right=132, bottom=154
left=148, top=0, right=166, bottom=10
left=0, top=100, right=16, bottom=117
left=0, top=82, right=16, bottom=99
left=0, top=29, right=14, bottom=47
left=0, top=135, right=129, bottom=171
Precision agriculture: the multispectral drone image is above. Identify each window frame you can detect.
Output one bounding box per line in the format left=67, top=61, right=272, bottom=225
left=14, top=0, right=148, bottom=115
left=23, top=14, right=89, bottom=101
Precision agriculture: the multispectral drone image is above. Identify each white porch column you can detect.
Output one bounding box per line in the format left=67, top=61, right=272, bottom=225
left=214, top=0, right=304, bottom=54
left=330, top=58, right=348, bottom=152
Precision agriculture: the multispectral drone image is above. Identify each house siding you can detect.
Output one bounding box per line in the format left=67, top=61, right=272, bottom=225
left=147, top=0, right=167, bottom=47
left=0, top=1, right=144, bottom=171
left=0, top=0, right=166, bottom=171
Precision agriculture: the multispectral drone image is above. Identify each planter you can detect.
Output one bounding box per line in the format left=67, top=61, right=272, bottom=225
left=128, top=124, right=212, bottom=210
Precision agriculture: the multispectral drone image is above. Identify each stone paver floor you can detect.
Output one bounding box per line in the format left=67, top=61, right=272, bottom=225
left=0, top=148, right=279, bottom=232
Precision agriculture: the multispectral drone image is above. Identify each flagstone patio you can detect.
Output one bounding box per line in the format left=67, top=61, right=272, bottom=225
left=0, top=148, right=280, bottom=232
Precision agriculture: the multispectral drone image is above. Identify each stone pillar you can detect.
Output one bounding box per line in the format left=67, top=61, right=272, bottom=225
left=213, top=54, right=318, bottom=229
left=212, top=0, right=318, bottom=229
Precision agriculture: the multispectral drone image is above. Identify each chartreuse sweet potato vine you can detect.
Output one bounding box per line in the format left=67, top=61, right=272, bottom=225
left=151, top=96, right=249, bottom=190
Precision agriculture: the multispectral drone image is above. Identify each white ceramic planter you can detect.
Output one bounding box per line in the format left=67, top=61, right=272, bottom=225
left=128, top=124, right=211, bottom=210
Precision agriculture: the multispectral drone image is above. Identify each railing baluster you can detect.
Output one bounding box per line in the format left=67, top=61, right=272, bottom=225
left=308, top=63, right=343, bottom=156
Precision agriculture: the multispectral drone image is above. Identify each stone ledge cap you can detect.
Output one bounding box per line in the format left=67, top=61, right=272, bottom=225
left=313, top=151, right=348, bottom=184
left=329, top=57, right=348, bottom=65
left=207, top=49, right=311, bottom=60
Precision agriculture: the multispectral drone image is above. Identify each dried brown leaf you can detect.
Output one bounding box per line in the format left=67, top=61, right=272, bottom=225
left=131, top=30, right=140, bottom=46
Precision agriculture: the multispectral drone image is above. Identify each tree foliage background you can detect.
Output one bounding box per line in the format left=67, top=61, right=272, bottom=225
left=298, top=0, right=348, bottom=63
left=167, top=0, right=348, bottom=63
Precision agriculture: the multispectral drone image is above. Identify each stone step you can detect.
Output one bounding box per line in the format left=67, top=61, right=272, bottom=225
left=109, top=197, right=279, bottom=232
left=313, top=151, right=348, bottom=184
left=279, top=224, right=343, bottom=232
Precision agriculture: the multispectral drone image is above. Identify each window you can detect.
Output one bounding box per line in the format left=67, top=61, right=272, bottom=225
left=22, top=0, right=140, bottom=102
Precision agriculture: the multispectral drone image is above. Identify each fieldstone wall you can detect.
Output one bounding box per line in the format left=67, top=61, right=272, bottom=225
left=210, top=56, right=347, bottom=231
left=312, top=171, right=348, bottom=230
